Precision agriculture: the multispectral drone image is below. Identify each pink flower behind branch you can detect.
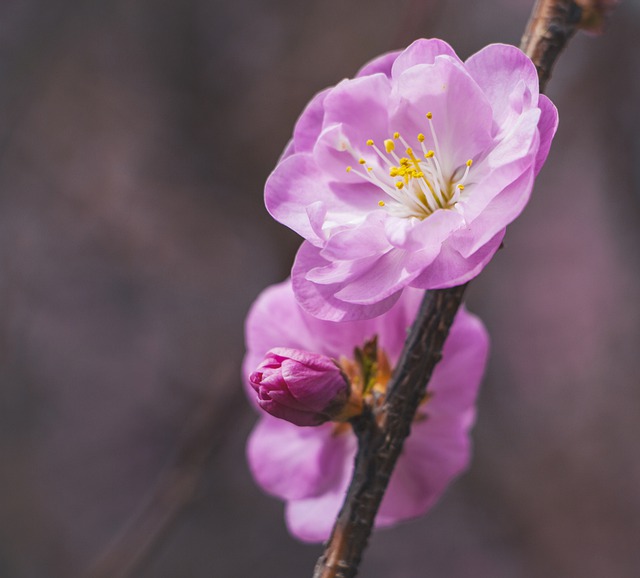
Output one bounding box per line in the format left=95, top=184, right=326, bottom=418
left=244, top=280, right=489, bottom=542
left=265, top=39, right=558, bottom=321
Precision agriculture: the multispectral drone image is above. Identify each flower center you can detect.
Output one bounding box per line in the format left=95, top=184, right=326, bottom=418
left=345, top=112, right=473, bottom=220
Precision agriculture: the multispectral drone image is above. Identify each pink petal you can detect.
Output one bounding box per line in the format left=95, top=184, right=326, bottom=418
left=383, top=208, right=463, bottom=252
left=370, top=286, right=426, bottom=362
left=306, top=253, right=382, bottom=285
left=333, top=249, right=427, bottom=305
left=321, top=74, right=392, bottom=154
left=284, top=435, right=356, bottom=542
left=427, top=307, right=490, bottom=414
left=453, top=167, right=535, bottom=259
left=292, top=242, right=402, bottom=321
left=243, top=281, right=314, bottom=404
left=464, top=43, right=539, bottom=128
left=320, top=212, right=390, bottom=261
left=391, top=59, right=493, bottom=173
left=455, top=107, right=541, bottom=227
left=356, top=50, right=402, bottom=78
left=265, top=154, right=331, bottom=243
left=409, top=230, right=505, bottom=289
left=534, top=94, right=559, bottom=175
left=283, top=88, right=332, bottom=157
left=247, top=417, right=343, bottom=501
left=377, top=412, right=472, bottom=525
left=390, top=38, right=462, bottom=77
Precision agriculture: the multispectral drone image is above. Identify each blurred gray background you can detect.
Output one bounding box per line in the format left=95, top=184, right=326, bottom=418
left=1, top=0, right=639, bottom=576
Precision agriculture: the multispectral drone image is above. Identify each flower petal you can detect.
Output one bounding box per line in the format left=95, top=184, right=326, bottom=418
left=243, top=280, right=313, bottom=400
left=319, top=211, right=390, bottom=261
left=428, top=307, right=490, bottom=414
left=383, top=209, right=463, bottom=252
left=265, top=154, right=331, bottom=243
left=534, top=94, right=559, bottom=175
left=332, top=249, right=426, bottom=305
left=247, top=417, right=343, bottom=501
left=292, top=88, right=332, bottom=155
left=292, top=242, right=402, bottom=321
left=377, top=412, right=472, bottom=525
left=284, top=435, right=356, bottom=542
left=410, top=229, right=505, bottom=289
left=464, top=43, right=539, bottom=128
left=321, top=74, right=392, bottom=153
left=390, top=38, right=462, bottom=77
left=391, top=58, right=494, bottom=173
left=453, top=167, right=535, bottom=259
left=357, top=49, right=402, bottom=78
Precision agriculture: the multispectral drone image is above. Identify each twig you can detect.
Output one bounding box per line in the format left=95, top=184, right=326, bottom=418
left=520, top=0, right=582, bottom=91
left=314, top=286, right=467, bottom=578
left=312, top=2, right=590, bottom=577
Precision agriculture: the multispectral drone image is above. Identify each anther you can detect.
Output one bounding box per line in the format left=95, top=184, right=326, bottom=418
left=366, top=139, right=374, bottom=146
left=359, top=158, right=366, bottom=165
left=395, top=182, right=404, bottom=189
left=417, top=133, right=425, bottom=142
left=384, top=139, right=395, bottom=153
left=426, top=112, right=433, bottom=119
left=378, top=200, right=385, bottom=206
left=346, top=166, right=352, bottom=173
left=393, top=132, right=400, bottom=139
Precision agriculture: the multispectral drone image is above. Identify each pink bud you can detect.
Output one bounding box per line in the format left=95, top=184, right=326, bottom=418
left=249, top=347, right=350, bottom=426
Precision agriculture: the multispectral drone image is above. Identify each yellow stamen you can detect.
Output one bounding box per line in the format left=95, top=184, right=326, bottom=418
left=393, top=132, right=400, bottom=139
left=346, top=166, right=352, bottom=172
left=384, top=139, right=395, bottom=153
left=366, top=139, right=374, bottom=146
left=458, top=184, right=465, bottom=190
left=426, top=112, right=433, bottom=119
left=359, top=158, right=366, bottom=165
left=417, top=133, right=425, bottom=142
left=466, top=159, right=473, bottom=167
left=425, top=150, right=434, bottom=158
left=378, top=200, right=385, bottom=206
left=395, top=182, right=404, bottom=189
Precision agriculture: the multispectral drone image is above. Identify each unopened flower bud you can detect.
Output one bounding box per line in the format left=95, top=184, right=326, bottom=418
left=249, top=347, right=352, bottom=426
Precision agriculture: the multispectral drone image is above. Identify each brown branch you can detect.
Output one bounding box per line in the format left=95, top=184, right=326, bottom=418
left=314, top=286, right=467, bottom=578
left=312, top=1, right=594, bottom=577
left=520, top=0, right=582, bottom=91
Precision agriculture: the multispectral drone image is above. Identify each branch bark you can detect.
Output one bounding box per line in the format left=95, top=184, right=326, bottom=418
left=314, top=286, right=467, bottom=578
left=312, top=2, right=588, bottom=577
left=521, top=0, right=582, bottom=91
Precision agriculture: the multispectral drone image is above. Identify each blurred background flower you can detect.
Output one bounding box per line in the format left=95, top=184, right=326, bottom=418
left=0, top=1, right=639, bottom=577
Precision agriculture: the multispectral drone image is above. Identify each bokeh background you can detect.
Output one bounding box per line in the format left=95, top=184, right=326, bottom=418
left=1, top=1, right=639, bottom=576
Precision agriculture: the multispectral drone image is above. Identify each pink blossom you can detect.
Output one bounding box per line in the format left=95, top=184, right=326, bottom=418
left=250, top=348, right=350, bottom=426
left=244, top=279, right=489, bottom=542
left=265, top=39, right=558, bottom=321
